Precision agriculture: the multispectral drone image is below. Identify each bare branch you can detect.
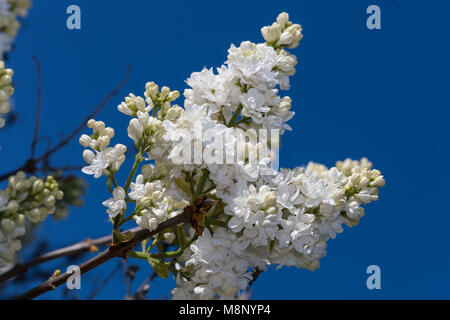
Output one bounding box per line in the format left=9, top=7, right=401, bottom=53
left=17, top=209, right=191, bottom=300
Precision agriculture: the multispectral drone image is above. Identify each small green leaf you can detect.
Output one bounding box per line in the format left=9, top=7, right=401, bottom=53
left=113, top=230, right=135, bottom=244
left=174, top=178, right=191, bottom=195
left=148, top=258, right=169, bottom=279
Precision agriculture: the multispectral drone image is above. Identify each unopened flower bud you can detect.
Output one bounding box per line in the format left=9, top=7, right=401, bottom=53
left=371, top=176, right=385, bottom=187
left=1, top=219, right=15, bottom=233
left=44, top=195, right=56, bottom=208
left=79, top=134, right=92, bottom=148
left=27, top=208, right=41, bottom=223
left=163, top=232, right=175, bottom=244
left=32, top=179, right=45, bottom=193
left=104, top=127, right=115, bottom=139
left=168, top=90, right=180, bottom=101
left=83, top=149, right=95, bottom=164
left=277, top=12, right=290, bottom=27
left=94, top=121, right=105, bottom=132
left=160, top=86, right=170, bottom=98
left=6, top=200, right=19, bottom=213
left=141, top=164, right=154, bottom=178
left=87, top=119, right=96, bottom=128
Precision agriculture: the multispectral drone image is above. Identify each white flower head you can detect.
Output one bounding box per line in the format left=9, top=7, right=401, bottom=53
left=102, top=187, right=126, bottom=219
left=81, top=151, right=109, bottom=178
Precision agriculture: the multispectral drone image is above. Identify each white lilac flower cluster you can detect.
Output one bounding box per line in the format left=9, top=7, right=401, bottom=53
left=0, top=0, right=31, bottom=58
left=127, top=167, right=188, bottom=234
left=81, top=84, right=189, bottom=229
left=171, top=158, right=385, bottom=299
left=80, top=12, right=385, bottom=300
left=0, top=172, right=63, bottom=271
left=184, top=14, right=300, bottom=133
left=0, top=60, right=13, bottom=128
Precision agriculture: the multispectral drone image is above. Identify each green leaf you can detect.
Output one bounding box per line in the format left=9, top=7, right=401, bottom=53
left=113, top=230, right=135, bottom=244
left=210, top=201, right=225, bottom=218
left=174, top=178, right=191, bottom=195
left=141, top=239, right=149, bottom=252
left=148, top=258, right=169, bottom=279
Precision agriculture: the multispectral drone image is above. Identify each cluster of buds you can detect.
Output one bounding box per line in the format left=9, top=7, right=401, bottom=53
left=261, top=12, right=303, bottom=50
left=118, top=93, right=150, bottom=117
left=118, top=83, right=182, bottom=154
left=337, top=158, right=386, bottom=224
left=0, top=0, right=31, bottom=33
left=0, top=0, right=31, bottom=58
left=0, top=60, right=14, bottom=128
left=302, top=158, right=386, bottom=228
left=144, top=82, right=181, bottom=121
left=80, top=119, right=115, bottom=151
left=0, top=172, right=63, bottom=269
left=52, top=175, right=87, bottom=219
left=1, top=172, right=63, bottom=222
left=127, top=111, right=164, bottom=152
left=336, top=157, right=374, bottom=176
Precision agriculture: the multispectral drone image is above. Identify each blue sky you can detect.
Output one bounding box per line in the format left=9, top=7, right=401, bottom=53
left=1, top=0, right=449, bottom=299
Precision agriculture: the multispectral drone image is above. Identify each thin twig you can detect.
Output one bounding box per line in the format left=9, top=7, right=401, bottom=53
left=41, top=165, right=84, bottom=172
left=0, top=65, right=132, bottom=182
left=87, top=261, right=122, bottom=300
left=30, top=56, right=42, bottom=159
left=124, top=262, right=139, bottom=299
left=0, top=234, right=114, bottom=284
left=34, top=65, right=132, bottom=164
left=247, top=268, right=263, bottom=291
left=238, top=268, right=263, bottom=300
left=133, top=272, right=157, bottom=300
left=17, top=209, right=191, bottom=300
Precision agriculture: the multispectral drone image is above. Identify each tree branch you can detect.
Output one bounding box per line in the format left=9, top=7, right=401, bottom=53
left=17, top=209, right=191, bottom=300
left=0, top=233, right=114, bottom=284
